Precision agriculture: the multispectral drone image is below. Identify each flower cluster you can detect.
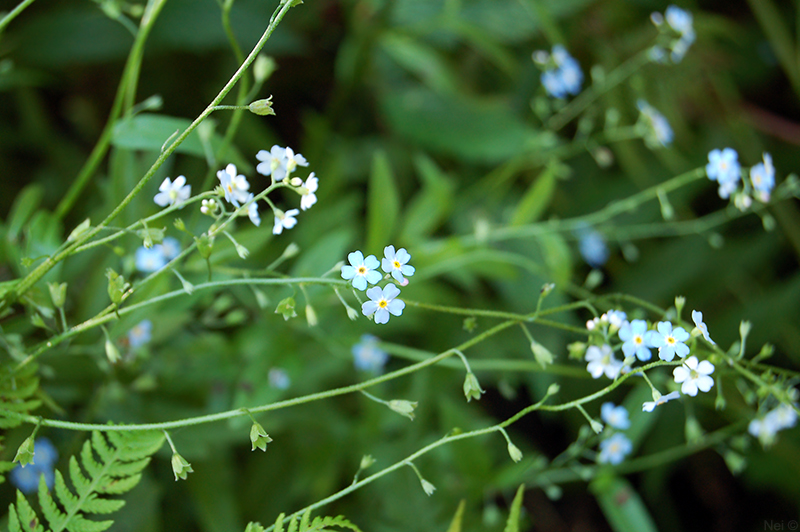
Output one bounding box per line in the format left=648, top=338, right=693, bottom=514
left=636, top=100, right=673, bottom=148
left=597, top=403, right=633, bottom=465
left=706, top=148, right=775, bottom=207
left=135, top=237, right=181, bottom=272
left=532, top=45, right=583, bottom=99
left=581, top=307, right=717, bottom=410
left=748, top=403, right=798, bottom=447
left=209, top=146, right=316, bottom=235
left=341, top=245, right=415, bottom=324
left=650, top=5, right=695, bottom=63
left=10, top=438, right=58, bottom=494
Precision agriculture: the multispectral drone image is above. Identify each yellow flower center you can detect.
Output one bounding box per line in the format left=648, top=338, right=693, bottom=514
left=378, top=299, right=388, bottom=309
left=633, top=336, right=643, bottom=345
left=393, top=260, right=401, bottom=269
left=667, top=336, right=676, bottom=345
left=357, top=266, right=367, bottom=275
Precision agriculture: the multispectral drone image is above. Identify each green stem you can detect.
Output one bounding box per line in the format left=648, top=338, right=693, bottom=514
left=54, top=0, right=170, bottom=220
left=0, top=0, right=37, bottom=34
left=7, top=0, right=296, bottom=307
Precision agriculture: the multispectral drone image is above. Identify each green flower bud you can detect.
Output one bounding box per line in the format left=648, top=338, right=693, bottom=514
left=507, top=442, right=523, bottom=463
left=47, top=282, right=67, bottom=309
left=67, top=218, right=91, bottom=242
left=540, top=282, right=555, bottom=298
left=105, top=338, right=121, bottom=364
left=305, top=304, right=318, bottom=327
left=530, top=340, right=554, bottom=368
left=360, top=454, right=376, bottom=470
left=250, top=422, right=272, bottom=452
left=248, top=97, right=275, bottom=116
left=106, top=268, right=129, bottom=305
left=13, top=436, right=35, bottom=467
left=546, top=383, right=560, bottom=396
left=174, top=218, right=187, bottom=232
left=420, top=478, right=436, bottom=496
left=567, top=342, right=586, bottom=360
left=275, top=297, right=297, bottom=321
left=171, top=452, right=193, bottom=481
left=346, top=306, right=359, bottom=321
left=195, top=233, right=214, bottom=259
left=136, top=226, right=165, bottom=248
left=588, top=419, right=604, bottom=434
left=463, top=372, right=484, bottom=402
left=388, top=399, right=418, bottom=421
left=253, top=55, right=277, bottom=83
left=674, top=295, right=685, bottom=318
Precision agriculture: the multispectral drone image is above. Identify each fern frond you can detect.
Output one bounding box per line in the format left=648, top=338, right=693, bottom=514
left=267, top=509, right=363, bottom=532
left=0, top=362, right=42, bottom=430
left=8, top=429, right=164, bottom=532
left=304, top=515, right=363, bottom=532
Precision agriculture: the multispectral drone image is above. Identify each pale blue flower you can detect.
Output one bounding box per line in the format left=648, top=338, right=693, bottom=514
left=256, top=145, right=308, bottom=182
left=127, top=319, right=152, bottom=349
left=585, top=344, right=623, bottom=379
left=362, top=284, right=405, bottom=324
left=637, top=100, right=673, bottom=148
left=217, top=163, right=250, bottom=207
left=578, top=229, right=608, bottom=268
left=647, top=321, right=689, bottom=361
left=160, top=237, right=181, bottom=261
left=10, top=438, right=58, bottom=494
left=642, top=391, right=680, bottom=412
left=272, top=209, right=299, bottom=235
left=381, top=245, right=415, bottom=283
left=154, top=175, right=191, bottom=208
left=597, top=433, right=632, bottom=465
left=691, top=310, right=715, bottom=345
left=341, top=251, right=382, bottom=291
left=619, top=319, right=652, bottom=361
left=300, top=173, right=318, bottom=211
left=538, top=45, right=583, bottom=99
left=653, top=6, right=695, bottom=62
left=749, top=403, right=797, bottom=446
left=601, top=403, right=631, bottom=430
left=352, top=334, right=389, bottom=372
left=750, top=153, right=775, bottom=200
left=244, top=194, right=261, bottom=227
left=268, top=367, right=290, bottom=390
left=673, top=356, right=714, bottom=396
left=706, top=148, right=741, bottom=185
left=135, top=246, right=167, bottom=272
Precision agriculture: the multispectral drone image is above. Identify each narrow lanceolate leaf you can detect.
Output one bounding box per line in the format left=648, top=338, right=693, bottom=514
left=446, top=500, right=466, bottom=532
left=366, top=150, right=400, bottom=253
left=503, top=484, right=526, bottom=532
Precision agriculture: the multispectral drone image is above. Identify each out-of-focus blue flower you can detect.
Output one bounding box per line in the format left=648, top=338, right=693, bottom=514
left=706, top=148, right=741, bottom=184
left=578, top=229, right=609, bottom=268
left=352, top=334, right=389, bottom=372
left=637, top=100, right=673, bottom=148
left=750, top=153, right=775, bottom=201
left=269, top=368, right=290, bottom=390
left=127, top=319, right=152, bottom=349
left=597, top=433, right=632, bottom=465
left=535, top=45, right=583, bottom=99
left=601, top=403, right=631, bottom=430
left=160, top=237, right=181, bottom=261
left=652, top=6, right=695, bottom=62
left=135, top=246, right=167, bottom=272
left=10, top=438, right=58, bottom=494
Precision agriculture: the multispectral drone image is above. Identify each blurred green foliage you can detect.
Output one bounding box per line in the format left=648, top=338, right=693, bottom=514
left=1, top=0, right=800, bottom=531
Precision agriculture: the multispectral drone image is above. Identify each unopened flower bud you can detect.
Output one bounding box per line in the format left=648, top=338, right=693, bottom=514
left=253, top=55, right=277, bottom=83
left=275, top=297, right=297, bottom=321
left=507, top=442, right=523, bottom=462
left=105, top=339, right=121, bottom=364
left=388, top=399, right=418, bottom=420
left=546, top=383, right=560, bottom=396
left=13, top=436, right=35, bottom=467
left=305, top=304, right=318, bottom=327
left=360, top=454, right=376, bottom=470
left=420, top=478, right=436, bottom=496
left=530, top=340, right=554, bottom=368
left=250, top=422, right=272, bottom=452
left=463, top=372, right=485, bottom=402
left=248, top=97, right=275, bottom=116
left=48, top=282, right=67, bottom=309
left=171, top=452, right=193, bottom=481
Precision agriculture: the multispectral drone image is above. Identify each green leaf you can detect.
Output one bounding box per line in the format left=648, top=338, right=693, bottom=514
left=445, top=500, right=466, bottom=532
left=366, top=150, right=400, bottom=252
left=379, top=31, right=459, bottom=94
left=380, top=86, right=550, bottom=164
left=400, top=153, right=455, bottom=242
left=590, top=475, right=658, bottom=532
left=6, top=184, right=44, bottom=242
left=510, top=166, right=557, bottom=226
left=503, top=484, right=526, bottom=532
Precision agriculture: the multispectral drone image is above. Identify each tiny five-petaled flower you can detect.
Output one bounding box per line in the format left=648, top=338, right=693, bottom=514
left=300, top=173, right=318, bottom=211
left=597, top=433, right=632, bottom=465
left=585, top=344, right=623, bottom=379
left=154, top=176, right=191, bottom=208
left=601, top=402, right=631, bottom=430
left=691, top=310, right=715, bottom=345
left=642, top=391, right=681, bottom=412
left=362, top=284, right=405, bottom=324
left=381, top=245, right=415, bottom=283
left=217, top=164, right=250, bottom=206
left=619, top=319, right=653, bottom=361
left=648, top=321, right=690, bottom=361
left=272, top=209, right=299, bottom=235
left=673, top=356, right=715, bottom=396
left=341, top=251, right=382, bottom=291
